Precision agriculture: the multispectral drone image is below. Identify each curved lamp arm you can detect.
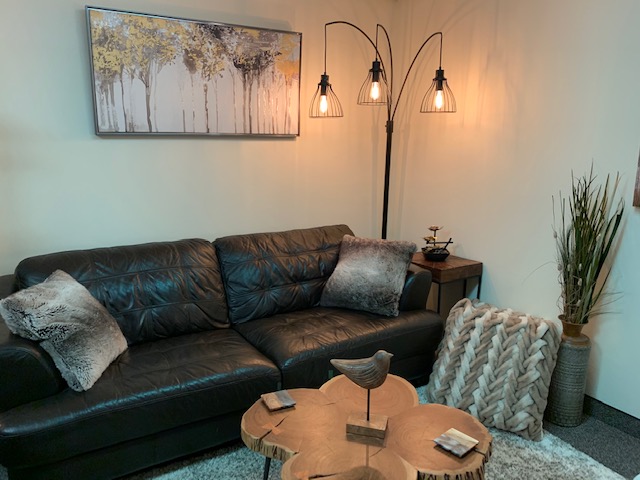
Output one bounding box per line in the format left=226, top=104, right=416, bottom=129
left=322, top=22, right=445, bottom=121
left=325, top=21, right=393, bottom=118
left=391, top=32, right=442, bottom=121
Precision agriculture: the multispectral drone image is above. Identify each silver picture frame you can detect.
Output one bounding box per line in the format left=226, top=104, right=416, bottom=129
left=86, top=6, right=302, bottom=137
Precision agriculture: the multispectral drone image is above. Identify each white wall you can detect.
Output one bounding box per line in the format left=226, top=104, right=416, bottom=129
left=395, top=0, right=640, bottom=418
left=0, top=0, right=393, bottom=272
left=1, top=0, right=639, bottom=418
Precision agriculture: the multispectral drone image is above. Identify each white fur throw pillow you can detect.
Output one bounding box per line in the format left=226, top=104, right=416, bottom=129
left=320, top=235, right=416, bottom=317
left=0, top=270, right=128, bottom=391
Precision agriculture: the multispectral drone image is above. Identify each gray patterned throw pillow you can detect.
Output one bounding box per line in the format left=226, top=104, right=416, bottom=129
left=320, top=235, right=416, bottom=316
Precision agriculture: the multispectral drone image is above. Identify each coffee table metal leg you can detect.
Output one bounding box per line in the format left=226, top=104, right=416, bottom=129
left=262, top=457, right=271, bottom=480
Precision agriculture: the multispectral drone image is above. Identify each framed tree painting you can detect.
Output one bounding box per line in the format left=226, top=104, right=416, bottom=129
left=86, top=7, right=302, bottom=136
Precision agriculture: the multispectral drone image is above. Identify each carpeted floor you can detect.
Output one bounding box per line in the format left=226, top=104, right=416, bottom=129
left=0, top=430, right=629, bottom=480
left=120, top=426, right=625, bottom=480
left=0, top=385, right=629, bottom=480
left=545, top=414, right=640, bottom=479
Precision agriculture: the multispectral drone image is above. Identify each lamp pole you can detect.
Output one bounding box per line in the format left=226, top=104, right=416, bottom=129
left=310, top=23, right=455, bottom=239
left=382, top=119, right=393, bottom=240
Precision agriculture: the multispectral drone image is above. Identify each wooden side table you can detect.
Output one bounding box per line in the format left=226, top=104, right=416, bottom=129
left=411, top=252, right=483, bottom=315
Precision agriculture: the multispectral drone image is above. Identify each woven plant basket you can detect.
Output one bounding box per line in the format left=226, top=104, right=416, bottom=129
left=544, top=320, right=591, bottom=427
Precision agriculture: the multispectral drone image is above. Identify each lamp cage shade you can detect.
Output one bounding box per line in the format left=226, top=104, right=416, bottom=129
left=310, top=74, right=343, bottom=117
left=357, top=60, right=389, bottom=106
left=420, top=68, right=456, bottom=113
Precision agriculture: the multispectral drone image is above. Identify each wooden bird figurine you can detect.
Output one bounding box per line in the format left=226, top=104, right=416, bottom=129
left=330, top=350, right=393, bottom=390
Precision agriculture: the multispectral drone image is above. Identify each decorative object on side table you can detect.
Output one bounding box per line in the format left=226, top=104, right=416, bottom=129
left=545, top=166, right=625, bottom=427
left=423, top=225, right=452, bottom=261
left=330, top=350, right=393, bottom=444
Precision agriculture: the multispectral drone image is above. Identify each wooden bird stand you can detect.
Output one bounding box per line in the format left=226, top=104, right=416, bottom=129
left=346, top=412, right=388, bottom=446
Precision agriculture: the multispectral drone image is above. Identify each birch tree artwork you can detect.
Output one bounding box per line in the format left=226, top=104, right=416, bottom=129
left=87, top=7, right=301, bottom=136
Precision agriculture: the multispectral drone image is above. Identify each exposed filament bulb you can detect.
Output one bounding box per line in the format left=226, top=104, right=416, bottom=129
left=319, top=95, right=328, bottom=113
left=435, top=89, right=444, bottom=110
left=370, top=81, right=380, bottom=101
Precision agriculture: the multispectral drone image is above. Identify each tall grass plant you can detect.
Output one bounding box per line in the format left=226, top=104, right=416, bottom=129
left=553, top=166, right=624, bottom=324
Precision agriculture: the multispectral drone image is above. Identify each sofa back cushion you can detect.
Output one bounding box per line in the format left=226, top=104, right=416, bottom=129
left=14, top=239, right=229, bottom=345
left=214, top=225, right=353, bottom=324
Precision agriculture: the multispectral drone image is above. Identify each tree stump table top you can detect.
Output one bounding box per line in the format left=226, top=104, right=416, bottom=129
left=241, top=374, right=492, bottom=480
left=387, top=404, right=492, bottom=480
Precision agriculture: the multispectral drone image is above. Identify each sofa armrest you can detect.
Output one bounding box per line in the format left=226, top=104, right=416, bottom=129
left=399, top=265, right=433, bottom=311
left=0, top=274, right=65, bottom=412
left=0, top=273, right=15, bottom=298
left=0, top=322, right=65, bottom=412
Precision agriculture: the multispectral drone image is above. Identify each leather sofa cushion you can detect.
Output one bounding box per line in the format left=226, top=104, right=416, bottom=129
left=0, top=329, right=280, bottom=467
left=215, top=225, right=353, bottom=324
left=13, top=239, right=229, bottom=345
left=233, top=307, right=444, bottom=388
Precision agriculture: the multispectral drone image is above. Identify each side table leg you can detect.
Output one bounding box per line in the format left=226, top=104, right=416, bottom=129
left=263, top=457, right=271, bottom=480
left=464, top=276, right=482, bottom=301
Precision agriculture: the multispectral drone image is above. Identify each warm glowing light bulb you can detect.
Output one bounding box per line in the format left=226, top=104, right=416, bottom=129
left=319, top=95, right=328, bottom=114
left=435, top=90, right=444, bottom=110
left=370, top=81, right=380, bottom=101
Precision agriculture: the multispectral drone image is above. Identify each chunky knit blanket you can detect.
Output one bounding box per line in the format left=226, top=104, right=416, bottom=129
left=426, top=298, right=562, bottom=441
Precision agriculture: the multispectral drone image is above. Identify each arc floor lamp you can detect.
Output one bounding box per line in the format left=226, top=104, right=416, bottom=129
left=310, top=22, right=456, bottom=239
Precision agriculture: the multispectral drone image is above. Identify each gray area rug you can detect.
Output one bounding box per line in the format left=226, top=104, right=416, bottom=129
left=116, top=428, right=625, bottom=480
left=0, top=386, right=626, bottom=480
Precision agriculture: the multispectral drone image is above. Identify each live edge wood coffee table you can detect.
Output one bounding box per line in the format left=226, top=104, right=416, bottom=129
left=241, top=374, right=492, bottom=480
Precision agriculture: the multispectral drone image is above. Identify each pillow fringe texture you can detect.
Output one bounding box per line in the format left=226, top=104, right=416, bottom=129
left=426, top=298, right=562, bottom=441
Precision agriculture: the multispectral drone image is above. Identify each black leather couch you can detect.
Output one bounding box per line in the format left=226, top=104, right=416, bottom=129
left=0, top=225, right=444, bottom=480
